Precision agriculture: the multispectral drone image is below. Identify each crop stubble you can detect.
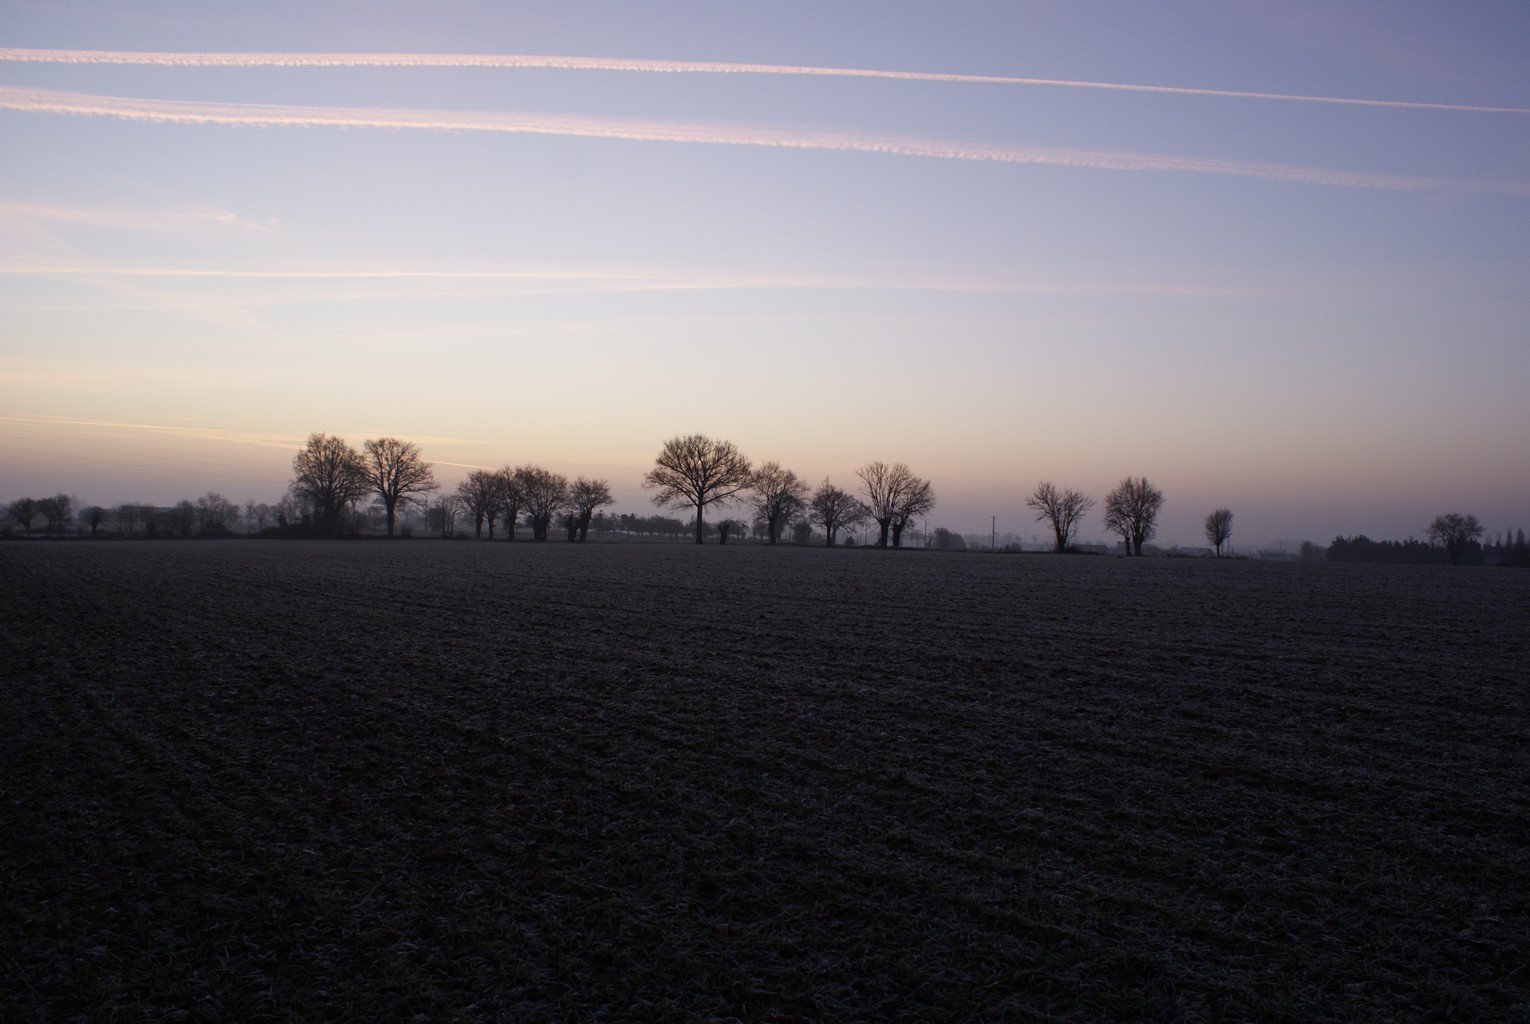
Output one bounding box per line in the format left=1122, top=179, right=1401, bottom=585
left=2, top=541, right=1526, bottom=1021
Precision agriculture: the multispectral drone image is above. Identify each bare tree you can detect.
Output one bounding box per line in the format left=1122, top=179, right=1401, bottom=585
left=8, top=497, right=39, bottom=535
left=81, top=505, right=108, bottom=537
left=516, top=465, right=568, bottom=541
left=857, top=461, right=931, bottom=548
left=456, top=469, right=502, bottom=539
left=715, top=518, right=746, bottom=545
left=1427, top=512, right=1484, bottom=564
left=1026, top=481, right=1095, bottom=552
left=361, top=437, right=438, bottom=538
left=427, top=494, right=459, bottom=538
left=113, top=502, right=144, bottom=536
left=643, top=434, right=754, bottom=545
left=565, top=476, right=615, bottom=542
left=498, top=466, right=526, bottom=541
left=933, top=527, right=966, bottom=550
left=749, top=462, right=809, bottom=545
left=276, top=489, right=308, bottom=530
left=36, top=494, right=73, bottom=536
left=169, top=499, right=197, bottom=539
left=243, top=501, right=274, bottom=534
left=195, top=492, right=241, bottom=536
left=808, top=478, right=869, bottom=547
left=892, top=476, right=935, bottom=549
left=1204, top=508, right=1234, bottom=557
left=292, top=433, right=366, bottom=536
left=1102, top=477, right=1165, bottom=556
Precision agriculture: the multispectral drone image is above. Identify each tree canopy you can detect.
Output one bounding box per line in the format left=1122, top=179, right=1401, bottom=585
left=1103, top=477, right=1165, bottom=556
left=643, top=434, right=754, bottom=545
left=1027, top=481, right=1094, bottom=552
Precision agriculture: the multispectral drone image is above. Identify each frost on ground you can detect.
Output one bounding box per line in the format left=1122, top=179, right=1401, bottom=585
left=2, top=541, right=1527, bottom=1022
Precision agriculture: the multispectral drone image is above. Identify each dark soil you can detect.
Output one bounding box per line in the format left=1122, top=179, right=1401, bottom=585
left=3, top=541, right=1527, bottom=1022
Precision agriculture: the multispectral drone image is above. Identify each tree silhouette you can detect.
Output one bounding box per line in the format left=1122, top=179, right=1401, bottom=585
left=1426, top=512, right=1484, bottom=565
left=292, top=434, right=365, bottom=537
left=7, top=497, right=39, bottom=536
left=114, top=503, right=147, bottom=536
left=37, top=494, right=73, bottom=536
left=362, top=438, right=438, bottom=537
left=808, top=479, right=869, bottom=547
left=169, top=499, right=197, bottom=539
left=497, top=466, right=526, bottom=540
left=643, top=434, right=753, bottom=545
left=516, top=465, right=568, bottom=541
left=455, top=470, right=502, bottom=539
left=1204, top=508, right=1234, bottom=557
left=749, top=462, right=809, bottom=545
left=891, top=476, right=935, bottom=549
left=566, top=476, right=615, bottom=542
left=82, top=505, right=108, bottom=537
left=195, top=492, right=241, bottom=536
left=427, top=494, right=459, bottom=538
left=1026, top=482, right=1094, bottom=552
left=933, top=527, right=966, bottom=550
left=1102, top=477, right=1165, bottom=556
left=857, top=461, right=932, bottom=548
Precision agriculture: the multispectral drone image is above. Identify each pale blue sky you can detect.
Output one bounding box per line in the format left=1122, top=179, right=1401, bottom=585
left=3, top=1, right=1527, bottom=546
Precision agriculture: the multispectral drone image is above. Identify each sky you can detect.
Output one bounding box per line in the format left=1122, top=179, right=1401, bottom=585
left=2, top=0, right=1527, bottom=548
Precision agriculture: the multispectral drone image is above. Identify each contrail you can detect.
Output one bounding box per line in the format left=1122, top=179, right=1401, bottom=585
left=2, top=46, right=1526, bottom=115
left=0, top=414, right=304, bottom=450
left=0, top=261, right=1269, bottom=297
left=5, top=86, right=1526, bottom=195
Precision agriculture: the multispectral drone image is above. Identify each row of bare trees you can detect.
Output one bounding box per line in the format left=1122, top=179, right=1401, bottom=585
left=5, top=495, right=75, bottom=536
left=1024, top=480, right=1167, bottom=554
left=287, top=433, right=620, bottom=542
left=288, top=434, right=440, bottom=537
left=1023, top=477, right=1236, bottom=557
left=13, top=432, right=1507, bottom=560
left=640, top=434, right=936, bottom=547
left=5, top=492, right=260, bottom=539
left=453, top=466, right=615, bottom=542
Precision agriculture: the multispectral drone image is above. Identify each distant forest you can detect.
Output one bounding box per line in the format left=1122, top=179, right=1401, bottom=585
left=1325, top=532, right=1529, bottom=568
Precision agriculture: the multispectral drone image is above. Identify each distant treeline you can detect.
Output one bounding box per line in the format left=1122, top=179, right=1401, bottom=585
left=6, top=429, right=1523, bottom=562
left=1327, top=530, right=1529, bottom=567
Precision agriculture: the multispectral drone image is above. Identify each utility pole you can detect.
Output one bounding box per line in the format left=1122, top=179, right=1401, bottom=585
left=992, top=516, right=996, bottom=551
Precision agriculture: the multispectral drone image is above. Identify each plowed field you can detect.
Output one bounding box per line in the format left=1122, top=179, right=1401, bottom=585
left=3, top=541, right=1527, bottom=1021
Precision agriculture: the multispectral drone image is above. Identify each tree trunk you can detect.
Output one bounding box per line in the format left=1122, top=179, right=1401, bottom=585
left=694, top=505, right=706, bottom=544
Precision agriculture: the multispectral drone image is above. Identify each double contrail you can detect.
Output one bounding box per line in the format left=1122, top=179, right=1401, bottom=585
left=3, top=47, right=1527, bottom=115
left=4, top=85, right=1525, bottom=195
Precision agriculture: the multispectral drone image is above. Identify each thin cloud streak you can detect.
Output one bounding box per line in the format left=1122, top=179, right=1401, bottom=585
left=0, top=199, right=268, bottom=233
left=0, top=260, right=1319, bottom=298
left=4, top=86, right=1525, bottom=195
left=0, top=414, right=303, bottom=450
left=3, top=47, right=1527, bottom=115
